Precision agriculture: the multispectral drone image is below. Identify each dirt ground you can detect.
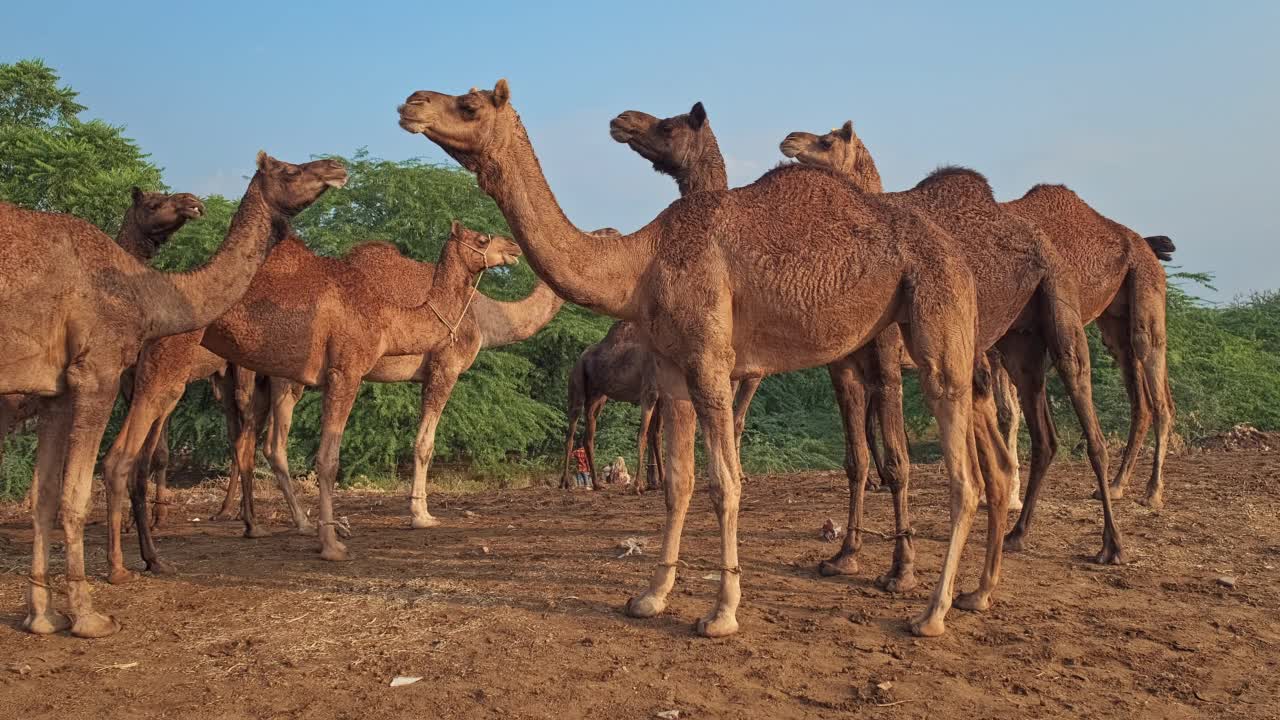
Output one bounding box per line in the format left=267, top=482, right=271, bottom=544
left=0, top=449, right=1277, bottom=719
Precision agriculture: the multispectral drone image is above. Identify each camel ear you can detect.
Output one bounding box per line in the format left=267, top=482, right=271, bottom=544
left=837, top=121, right=854, bottom=142
left=131, top=186, right=144, bottom=203
left=492, top=79, right=510, bottom=108
left=688, top=102, right=707, bottom=129
left=256, top=150, right=276, bottom=172
left=449, top=219, right=462, bottom=236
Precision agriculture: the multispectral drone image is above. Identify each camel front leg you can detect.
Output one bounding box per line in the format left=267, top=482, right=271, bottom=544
left=212, top=368, right=244, bottom=521
left=23, top=398, right=71, bottom=635
left=819, top=356, right=871, bottom=577
left=1000, top=332, right=1058, bottom=553
left=315, top=371, right=360, bottom=561
left=1095, top=312, right=1147, bottom=500
left=409, top=361, right=462, bottom=529
left=60, top=372, right=123, bottom=638
left=147, top=418, right=173, bottom=528
left=584, top=396, right=606, bottom=490
left=688, top=362, right=744, bottom=638
left=626, top=366, right=695, bottom=620
left=871, top=339, right=917, bottom=593
left=264, top=379, right=311, bottom=533
left=635, top=392, right=659, bottom=495
left=1042, top=281, right=1124, bottom=564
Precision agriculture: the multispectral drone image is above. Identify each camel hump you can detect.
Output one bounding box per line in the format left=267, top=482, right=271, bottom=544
left=1144, top=235, right=1176, bottom=261
left=345, top=241, right=402, bottom=260
left=1019, top=182, right=1076, bottom=202
left=912, top=166, right=995, bottom=203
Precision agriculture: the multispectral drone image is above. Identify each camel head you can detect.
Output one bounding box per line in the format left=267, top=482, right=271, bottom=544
left=254, top=152, right=348, bottom=216
left=609, top=102, right=710, bottom=177
left=446, top=220, right=522, bottom=272
left=779, top=121, right=864, bottom=174
left=397, top=80, right=514, bottom=170
left=128, top=187, right=205, bottom=239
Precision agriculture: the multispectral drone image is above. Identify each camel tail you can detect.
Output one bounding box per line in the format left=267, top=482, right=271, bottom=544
left=1145, top=235, right=1176, bottom=262
left=474, top=282, right=566, bottom=349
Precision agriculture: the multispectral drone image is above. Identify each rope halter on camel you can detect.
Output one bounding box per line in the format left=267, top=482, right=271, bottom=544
left=427, top=233, right=498, bottom=344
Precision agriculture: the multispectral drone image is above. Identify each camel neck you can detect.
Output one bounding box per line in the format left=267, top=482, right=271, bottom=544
left=115, top=211, right=170, bottom=261
left=381, top=243, right=484, bottom=355
left=137, top=179, right=285, bottom=340
left=849, top=142, right=884, bottom=194
left=464, top=115, right=652, bottom=320
left=676, top=128, right=730, bottom=196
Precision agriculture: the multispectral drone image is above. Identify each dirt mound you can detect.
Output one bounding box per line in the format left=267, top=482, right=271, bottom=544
left=1200, top=423, right=1275, bottom=452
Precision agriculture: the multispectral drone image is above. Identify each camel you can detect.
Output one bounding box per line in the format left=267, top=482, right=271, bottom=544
left=781, top=123, right=1124, bottom=587
left=562, top=321, right=664, bottom=491
left=203, top=244, right=564, bottom=531
left=103, top=217, right=521, bottom=576
left=400, top=79, right=1005, bottom=638
left=0, top=188, right=206, bottom=487
left=609, top=106, right=1025, bottom=522
left=781, top=122, right=1175, bottom=550
left=0, top=151, right=345, bottom=638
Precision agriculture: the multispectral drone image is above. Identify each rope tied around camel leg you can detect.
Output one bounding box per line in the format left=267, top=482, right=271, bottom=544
left=319, top=517, right=353, bottom=538
left=851, top=525, right=915, bottom=541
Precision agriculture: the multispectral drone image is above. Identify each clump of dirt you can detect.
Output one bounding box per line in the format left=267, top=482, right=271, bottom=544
left=1200, top=424, right=1275, bottom=452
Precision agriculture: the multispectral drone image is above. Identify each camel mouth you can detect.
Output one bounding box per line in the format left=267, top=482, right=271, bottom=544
left=608, top=111, right=654, bottom=144
left=324, top=175, right=349, bottom=189
left=397, top=104, right=433, bottom=134
left=779, top=136, right=806, bottom=159
left=182, top=206, right=204, bottom=218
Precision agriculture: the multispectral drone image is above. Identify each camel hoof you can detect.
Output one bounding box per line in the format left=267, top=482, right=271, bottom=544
left=1091, top=485, right=1124, bottom=501
left=1136, top=494, right=1164, bottom=511
left=146, top=557, right=178, bottom=575
left=71, top=612, right=121, bottom=639
left=210, top=511, right=238, bottom=522
left=909, top=613, right=947, bottom=638
left=22, top=611, right=71, bottom=635
left=818, top=553, right=858, bottom=577
left=243, top=525, right=270, bottom=539
left=295, top=521, right=317, bottom=536
left=320, top=545, right=351, bottom=562
left=410, top=515, right=442, bottom=530
left=695, top=611, right=739, bottom=638
left=1008, top=500, right=1024, bottom=513
left=875, top=570, right=918, bottom=594
left=1094, top=546, right=1128, bottom=566
left=1003, top=532, right=1027, bottom=553
left=107, top=568, right=139, bottom=585
left=624, top=594, right=667, bottom=619
left=955, top=591, right=992, bottom=612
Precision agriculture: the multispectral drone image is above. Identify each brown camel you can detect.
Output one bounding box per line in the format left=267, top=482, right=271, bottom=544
left=205, top=244, right=565, bottom=531
left=781, top=121, right=1174, bottom=549
left=400, top=79, right=1002, bottom=638
left=0, top=151, right=344, bottom=638
left=0, top=188, right=206, bottom=488
left=607, top=106, right=1025, bottom=519
left=103, top=218, right=521, bottom=576
left=781, top=123, right=1124, bottom=588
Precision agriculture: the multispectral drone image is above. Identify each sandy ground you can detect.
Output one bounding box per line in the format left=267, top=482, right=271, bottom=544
left=0, top=449, right=1277, bottom=719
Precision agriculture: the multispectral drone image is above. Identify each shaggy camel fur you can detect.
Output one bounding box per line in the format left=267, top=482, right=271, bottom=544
left=0, top=151, right=344, bottom=638
left=782, top=122, right=1175, bottom=549
left=782, top=123, right=1124, bottom=585
left=0, top=189, right=206, bottom=487
left=103, top=218, right=521, bottom=576
left=208, top=244, right=564, bottom=531
left=400, top=79, right=1002, bottom=638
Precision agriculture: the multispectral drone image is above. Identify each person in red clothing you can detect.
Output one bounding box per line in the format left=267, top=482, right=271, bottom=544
left=571, top=446, right=593, bottom=489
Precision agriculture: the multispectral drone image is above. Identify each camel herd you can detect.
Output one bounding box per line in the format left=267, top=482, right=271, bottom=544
left=0, top=78, right=1175, bottom=642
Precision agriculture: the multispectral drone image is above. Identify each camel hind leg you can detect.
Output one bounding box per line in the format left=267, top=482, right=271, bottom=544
left=23, top=398, right=71, bottom=635
left=819, top=353, right=873, bottom=577
left=1000, top=332, right=1058, bottom=553
left=1095, top=311, right=1149, bottom=500
left=583, top=395, right=606, bottom=490
left=233, top=369, right=272, bottom=539
left=1040, top=279, right=1124, bottom=564
left=871, top=339, right=917, bottom=593
left=635, top=392, right=659, bottom=495
left=899, top=278, right=980, bottom=638
left=1129, top=265, right=1174, bottom=509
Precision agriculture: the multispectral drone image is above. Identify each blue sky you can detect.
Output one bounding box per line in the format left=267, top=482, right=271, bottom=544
left=6, top=1, right=1277, bottom=301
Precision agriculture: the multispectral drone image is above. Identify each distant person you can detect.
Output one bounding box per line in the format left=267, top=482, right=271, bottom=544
left=572, top=446, right=593, bottom=489
left=604, top=456, right=632, bottom=486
